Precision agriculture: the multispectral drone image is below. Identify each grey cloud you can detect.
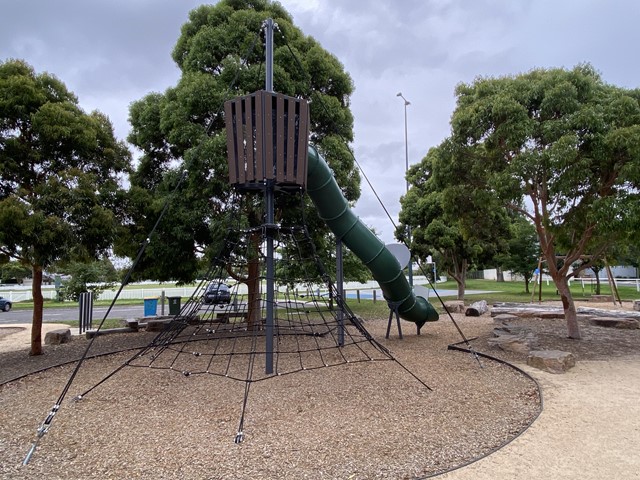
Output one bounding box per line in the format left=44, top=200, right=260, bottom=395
left=2, top=0, right=640, bottom=243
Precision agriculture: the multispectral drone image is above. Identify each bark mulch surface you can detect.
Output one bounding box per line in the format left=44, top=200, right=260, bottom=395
left=1, top=301, right=636, bottom=479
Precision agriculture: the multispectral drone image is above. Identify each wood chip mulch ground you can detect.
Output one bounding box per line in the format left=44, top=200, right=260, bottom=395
left=7, top=305, right=617, bottom=480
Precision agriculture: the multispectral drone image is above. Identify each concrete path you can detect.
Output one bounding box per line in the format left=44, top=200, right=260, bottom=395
left=439, top=358, right=640, bottom=479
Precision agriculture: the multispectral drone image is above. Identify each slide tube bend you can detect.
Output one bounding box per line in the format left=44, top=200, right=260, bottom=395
left=306, top=146, right=439, bottom=325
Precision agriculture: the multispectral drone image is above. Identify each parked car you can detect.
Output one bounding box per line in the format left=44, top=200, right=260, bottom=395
left=203, top=283, right=231, bottom=305
left=0, top=297, right=12, bottom=312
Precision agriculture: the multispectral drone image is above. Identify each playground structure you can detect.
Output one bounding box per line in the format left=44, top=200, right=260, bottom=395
left=224, top=90, right=438, bottom=338
left=13, top=20, right=549, bottom=476
left=23, top=18, right=442, bottom=463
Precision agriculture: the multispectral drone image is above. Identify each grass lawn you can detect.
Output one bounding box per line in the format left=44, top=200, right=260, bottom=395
left=8, top=279, right=638, bottom=314
left=435, top=278, right=639, bottom=303
left=346, top=278, right=639, bottom=317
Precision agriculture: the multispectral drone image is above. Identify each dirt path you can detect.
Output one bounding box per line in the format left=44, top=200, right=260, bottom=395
left=0, top=323, right=74, bottom=354
left=439, top=358, right=640, bottom=479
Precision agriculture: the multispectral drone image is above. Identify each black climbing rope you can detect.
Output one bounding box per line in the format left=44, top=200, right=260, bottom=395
left=23, top=170, right=188, bottom=465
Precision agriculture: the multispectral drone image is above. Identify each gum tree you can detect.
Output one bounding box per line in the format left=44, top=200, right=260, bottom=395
left=120, top=0, right=362, bottom=294
left=0, top=60, right=131, bottom=355
left=449, top=65, right=640, bottom=338
left=398, top=139, right=511, bottom=300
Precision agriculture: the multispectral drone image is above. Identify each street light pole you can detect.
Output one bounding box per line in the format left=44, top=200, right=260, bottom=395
left=396, top=92, right=413, bottom=287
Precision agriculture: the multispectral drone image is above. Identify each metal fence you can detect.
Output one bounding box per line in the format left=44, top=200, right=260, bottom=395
left=0, top=285, right=200, bottom=303
left=3, top=276, right=637, bottom=304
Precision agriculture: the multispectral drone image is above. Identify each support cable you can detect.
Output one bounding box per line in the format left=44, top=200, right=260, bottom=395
left=277, top=29, right=478, bottom=361
left=416, top=261, right=483, bottom=368
left=23, top=170, right=188, bottom=466
left=77, top=193, right=245, bottom=399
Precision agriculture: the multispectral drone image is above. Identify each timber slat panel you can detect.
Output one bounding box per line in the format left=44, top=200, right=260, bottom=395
left=285, top=98, right=296, bottom=183
left=224, top=90, right=309, bottom=190
left=296, top=100, right=309, bottom=186
left=245, top=95, right=264, bottom=182
left=274, top=94, right=284, bottom=181
left=224, top=100, right=237, bottom=184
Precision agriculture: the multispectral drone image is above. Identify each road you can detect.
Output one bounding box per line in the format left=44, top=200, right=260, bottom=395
left=0, top=305, right=148, bottom=325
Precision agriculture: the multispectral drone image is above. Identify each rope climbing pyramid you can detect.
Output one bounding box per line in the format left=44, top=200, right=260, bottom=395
left=24, top=21, right=437, bottom=461
left=70, top=214, right=418, bottom=445
left=126, top=224, right=396, bottom=384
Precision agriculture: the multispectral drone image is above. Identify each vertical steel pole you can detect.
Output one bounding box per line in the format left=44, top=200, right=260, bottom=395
left=264, top=18, right=275, bottom=374
left=78, top=293, right=85, bottom=335
left=336, top=238, right=344, bottom=346
left=403, top=98, right=413, bottom=287
left=397, top=92, right=413, bottom=287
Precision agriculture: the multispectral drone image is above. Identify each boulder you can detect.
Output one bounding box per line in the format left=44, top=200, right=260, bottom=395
left=45, top=328, right=71, bottom=345
left=444, top=300, right=465, bottom=314
left=493, top=325, right=527, bottom=336
left=465, top=300, right=488, bottom=317
left=590, top=317, right=639, bottom=329
left=633, top=300, right=640, bottom=312
left=527, top=350, right=575, bottom=374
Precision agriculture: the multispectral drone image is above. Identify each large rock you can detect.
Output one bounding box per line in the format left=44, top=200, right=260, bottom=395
left=45, top=328, right=71, bottom=345
left=465, top=300, right=488, bottom=317
left=527, top=350, right=575, bottom=374
left=444, top=300, right=465, bottom=313
left=633, top=300, right=640, bottom=312
left=493, top=325, right=527, bottom=336
left=590, top=317, right=639, bottom=329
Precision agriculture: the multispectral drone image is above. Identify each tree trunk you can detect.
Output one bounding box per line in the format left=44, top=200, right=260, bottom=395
left=496, top=266, right=505, bottom=282
left=447, top=258, right=467, bottom=301
left=245, top=232, right=262, bottom=331
left=591, top=268, right=600, bottom=295
left=456, top=279, right=465, bottom=301
left=31, top=264, right=44, bottom=356
left=556, top=276, right=581, bottom=339
left=246, top=259, right=261, bottom=330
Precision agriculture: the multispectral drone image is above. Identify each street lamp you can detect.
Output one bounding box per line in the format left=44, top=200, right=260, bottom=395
left=396, top=92, right=413, bottom=286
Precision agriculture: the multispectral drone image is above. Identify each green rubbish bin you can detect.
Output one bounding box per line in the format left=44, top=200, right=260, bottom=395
left=168, top=296, right=181, bottom=315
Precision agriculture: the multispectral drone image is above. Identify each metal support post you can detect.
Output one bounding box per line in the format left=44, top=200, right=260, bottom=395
left=78, top=292, right=93, bottom=334
left=385, top=300, right=404, bottom=339
left=264, top=18, right=275, bottom=374
left=336, top=238, right=344, bottom=347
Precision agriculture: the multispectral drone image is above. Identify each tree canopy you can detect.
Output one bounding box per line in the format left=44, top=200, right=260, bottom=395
left=119, top=0, right=361, bottom=284
left=496, top=214, right=540, bottom=292
left=448, top=64, right=640, bottom=338
left=58, top=259, right=119, bottom=301
left=0, top=59, right=131, bottom=354
left=398, top=139, right=511, bottom=300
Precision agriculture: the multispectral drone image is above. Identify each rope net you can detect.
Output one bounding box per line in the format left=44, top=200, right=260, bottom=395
left=108, top=210, right=405, bottom=441
left=126, top=223, right=394, bottom=383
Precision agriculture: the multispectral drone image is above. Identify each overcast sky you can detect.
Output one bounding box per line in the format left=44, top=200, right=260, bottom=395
left=2, top=0, right=639, bottom=244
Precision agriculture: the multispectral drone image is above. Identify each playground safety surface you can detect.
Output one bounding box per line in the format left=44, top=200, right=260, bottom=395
left=1, top=303, right=639, bottom=479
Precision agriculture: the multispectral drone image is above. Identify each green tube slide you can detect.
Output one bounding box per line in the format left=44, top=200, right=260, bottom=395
left=306, top=146, right=439, bottom=327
